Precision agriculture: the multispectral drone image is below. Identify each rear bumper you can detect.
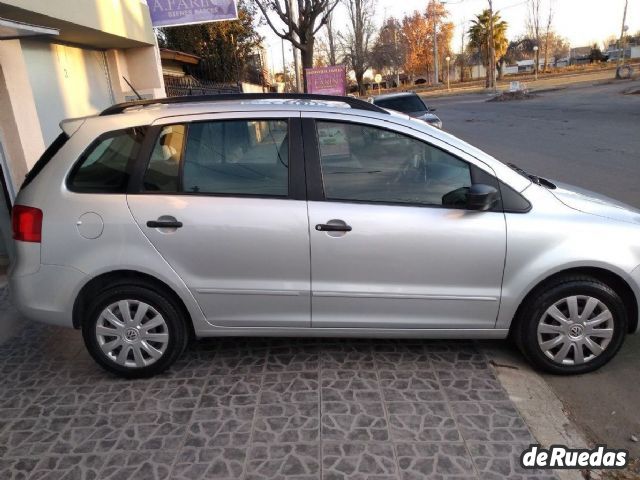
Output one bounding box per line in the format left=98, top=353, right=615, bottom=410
left=9, top=263, right=87, bottom=328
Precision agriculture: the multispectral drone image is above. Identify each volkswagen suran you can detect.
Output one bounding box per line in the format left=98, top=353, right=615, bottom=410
left=9, top=94, right=640, bottom=377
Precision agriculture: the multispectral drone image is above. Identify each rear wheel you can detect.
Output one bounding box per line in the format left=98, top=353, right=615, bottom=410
left=514, top=276, right=627, bottom=375
left=82, top=283, right=188, bottom=378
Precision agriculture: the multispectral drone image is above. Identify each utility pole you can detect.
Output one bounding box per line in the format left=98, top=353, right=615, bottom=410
left=431, top=0, right=440, bottom=85
left=281, top=38, right=288, bottom=92
left=460, top=20, right=466, bottom=82
left=288, top=0, right=302, bottom=92
left=488, top=0, right=496, bottom=91
left=394, top=28, right=400, bottom=88
left=618, top=0, right=628, bottom=66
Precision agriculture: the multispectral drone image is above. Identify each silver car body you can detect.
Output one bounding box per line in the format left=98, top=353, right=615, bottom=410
left=10, top=99, right=640, bottom=339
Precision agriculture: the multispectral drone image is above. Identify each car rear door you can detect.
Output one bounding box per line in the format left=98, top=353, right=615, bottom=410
left=302, top=112, right=507, bottom=330
left=126, top=112, right=311, bottom=328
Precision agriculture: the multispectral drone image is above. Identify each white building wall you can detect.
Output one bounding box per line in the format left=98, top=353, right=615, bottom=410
left=21, top=40, right=115, bottom=145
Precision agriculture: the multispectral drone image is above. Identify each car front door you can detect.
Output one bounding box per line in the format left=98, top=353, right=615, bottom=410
left=302, top=113, right=507, bottom=330
left=127, top=113, right=311, bottom=328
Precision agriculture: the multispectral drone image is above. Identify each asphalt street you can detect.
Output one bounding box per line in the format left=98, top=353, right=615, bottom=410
left=426, top=80, right=640, bottom=460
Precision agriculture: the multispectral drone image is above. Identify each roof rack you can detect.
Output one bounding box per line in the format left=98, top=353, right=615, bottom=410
left=99, top=93, right=390, bottom=116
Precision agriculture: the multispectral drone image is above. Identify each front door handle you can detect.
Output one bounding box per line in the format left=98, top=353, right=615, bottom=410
left=315, top=223, right=352, bottom=232
left=147, top=220, right=183, bottom=229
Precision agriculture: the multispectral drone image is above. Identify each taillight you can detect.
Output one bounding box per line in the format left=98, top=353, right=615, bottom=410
left=12, top=205, right=43, bottom=243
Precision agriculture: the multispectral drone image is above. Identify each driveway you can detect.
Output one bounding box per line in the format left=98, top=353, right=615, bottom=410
left=0, top=288, right=557, bottom=480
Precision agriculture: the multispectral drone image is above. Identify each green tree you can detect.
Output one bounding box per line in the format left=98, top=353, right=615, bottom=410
left=468, top=9, right=508, bottom=86
left=157, top=0, right=262, bottom=84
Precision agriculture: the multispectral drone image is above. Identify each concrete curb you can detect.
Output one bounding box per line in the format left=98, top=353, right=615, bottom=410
left=482, top=341, right=600, bottom=480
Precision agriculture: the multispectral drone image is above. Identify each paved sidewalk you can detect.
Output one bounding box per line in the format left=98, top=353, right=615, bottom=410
left=0, top=300, right=556, bottom=479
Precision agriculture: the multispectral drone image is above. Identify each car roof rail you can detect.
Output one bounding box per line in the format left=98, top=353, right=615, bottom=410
left=99, top=93, right=390, bottom=116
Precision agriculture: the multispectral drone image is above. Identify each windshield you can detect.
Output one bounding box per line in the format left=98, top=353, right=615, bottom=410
left=375, top=95, right=426, bottom=113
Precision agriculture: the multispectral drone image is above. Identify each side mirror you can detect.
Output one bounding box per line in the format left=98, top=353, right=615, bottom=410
left=467, top=184, right=499, bottom=211
left=427, top=107, right=437, bottom=112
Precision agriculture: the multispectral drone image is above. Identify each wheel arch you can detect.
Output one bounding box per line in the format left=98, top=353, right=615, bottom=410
left=72, top=269, right=196, bottom=340
left=511, top=266, right=638, bottom=334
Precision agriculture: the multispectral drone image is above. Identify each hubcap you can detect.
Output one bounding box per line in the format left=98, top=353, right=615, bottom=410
left=95, top=300, right=169, bottom=368
left=537, top=295, right=614, bottom=366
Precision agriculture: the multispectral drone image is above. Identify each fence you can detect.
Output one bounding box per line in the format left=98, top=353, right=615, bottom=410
left=164, top=75, right=240, bottom=97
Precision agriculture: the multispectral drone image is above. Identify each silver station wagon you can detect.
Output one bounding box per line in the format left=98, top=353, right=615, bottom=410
left=9, top=94, right=640, bottom=378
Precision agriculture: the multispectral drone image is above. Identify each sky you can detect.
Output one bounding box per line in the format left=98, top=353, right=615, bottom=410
left=258, top=0, right=639, bottom=73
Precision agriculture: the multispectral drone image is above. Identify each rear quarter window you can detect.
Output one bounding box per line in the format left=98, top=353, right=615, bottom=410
left=67, top=127, right=147, bottom=193
left=21, top=133, right=69, bottom=190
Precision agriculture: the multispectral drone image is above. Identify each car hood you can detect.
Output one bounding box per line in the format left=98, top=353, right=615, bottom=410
left=550, top=181, right=640, bottom=225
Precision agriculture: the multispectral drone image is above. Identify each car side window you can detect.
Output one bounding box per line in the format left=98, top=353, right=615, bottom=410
left=69, top=127, right=147, bottom=193
left=316, top=121, right=472, bottom=207
left=144, top=125, right=186, bottom=192
left=144, top=120, right=289, bottom=197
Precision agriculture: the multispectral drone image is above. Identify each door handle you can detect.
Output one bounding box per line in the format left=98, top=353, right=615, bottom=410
left=315, top=223, right=352, bottom=232
left=147, top=220, right=183, bottom=229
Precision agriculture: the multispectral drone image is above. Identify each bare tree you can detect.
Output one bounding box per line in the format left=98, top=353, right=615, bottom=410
left=325, top=10, right=338, bottom=65
left=527, top=0, right=542, bottom=75
left=341, top=0, right=376, bottom=95
left=542, top=0, right=554, bottom=71
left=254, top=0, right=339, bottom=90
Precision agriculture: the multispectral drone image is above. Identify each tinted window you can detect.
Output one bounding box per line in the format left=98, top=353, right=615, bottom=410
left=375, top=95, right=426, bottom=113
left=143, top=125, right=186, bottom=192
left=181, top=120, right=288, bottom=196
left=69, top=127, right=146, bottom=193
left=317, top=121, right=472, bottom=207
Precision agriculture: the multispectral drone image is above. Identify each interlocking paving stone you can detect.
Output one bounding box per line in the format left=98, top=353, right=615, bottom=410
left=449, top=402, right=533, bottom=443
left=322, top=442, right=397, bottom=480
left=321, top=370, right=382, bottom=403
left=321, top=401, right=389, bottom=442
left=260, top=372, right=319, bottom=404
left=0, top=313, right=556, bottom=480
left=173, top=447, right=247, bottom=479
left=254, top=403, right=320, bottom=444
left=246, top=443, right=320, bottom=479
left=387, top=402, right=461, bottom=443
left=396, top=443, right=476, bottom=480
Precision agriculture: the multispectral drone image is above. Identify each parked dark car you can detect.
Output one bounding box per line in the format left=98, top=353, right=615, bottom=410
left=372, top=92, right=442, bottom=129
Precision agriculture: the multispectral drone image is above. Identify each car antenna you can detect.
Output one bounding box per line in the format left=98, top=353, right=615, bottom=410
left=122, top=76, right=143, bottom=100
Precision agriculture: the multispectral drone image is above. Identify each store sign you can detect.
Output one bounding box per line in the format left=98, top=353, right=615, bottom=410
left=305, top=65, right=347, bottom=96
left=149, top=0, right=238, bottom=28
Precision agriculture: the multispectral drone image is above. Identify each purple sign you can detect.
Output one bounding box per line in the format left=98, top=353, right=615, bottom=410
left=149, top=0, right=238, bottom=28
left=305, top=66, right=347, bottom=96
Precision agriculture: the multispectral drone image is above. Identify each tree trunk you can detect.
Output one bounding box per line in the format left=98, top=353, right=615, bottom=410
left=543, top=32, right=550, bottom=71
left=355, top=70, right=365, bottom=95
left=301, top=36, right=315, bottom=93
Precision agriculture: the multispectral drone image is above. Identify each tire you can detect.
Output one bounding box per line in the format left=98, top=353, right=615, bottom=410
left=81, top=282, right=188, bottom=378
left=513, top=276, right=627, bottom=375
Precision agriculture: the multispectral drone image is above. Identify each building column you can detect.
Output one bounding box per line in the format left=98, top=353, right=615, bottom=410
left=0, top=39, right=46, bottom=190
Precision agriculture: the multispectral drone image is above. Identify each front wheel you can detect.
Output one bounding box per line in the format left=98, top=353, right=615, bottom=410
left=514, top=276, right=627, bottom=375
left=82, top=284, right=188, bottom=378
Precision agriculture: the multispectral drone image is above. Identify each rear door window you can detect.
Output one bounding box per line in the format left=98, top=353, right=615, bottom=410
left=143, top=119, right=290, bottom=197
left=68, top=127, right=147, bottom=193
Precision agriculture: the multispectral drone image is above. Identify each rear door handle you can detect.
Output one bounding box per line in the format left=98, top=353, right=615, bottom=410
left=315, top=223, right=352, bottom=232
left=147, top=220, right=183, bottom=229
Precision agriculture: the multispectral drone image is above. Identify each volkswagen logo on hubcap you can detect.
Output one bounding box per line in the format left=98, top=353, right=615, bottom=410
left=124, top=328, right=139, bottom=342
left=569, top=324, right=584, bottom=338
